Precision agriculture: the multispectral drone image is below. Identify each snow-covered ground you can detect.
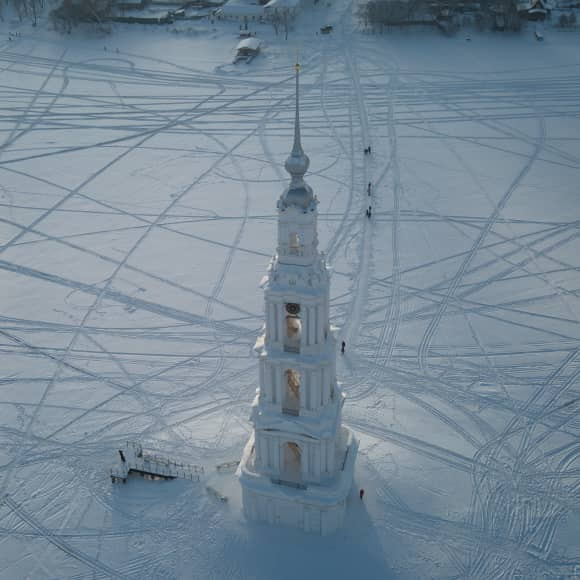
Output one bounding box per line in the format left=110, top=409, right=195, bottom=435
left=0, top=2, right=579, bottom=578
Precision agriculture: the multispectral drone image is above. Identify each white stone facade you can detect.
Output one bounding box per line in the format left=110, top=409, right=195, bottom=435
left=238, top=64, right=357, bottom=535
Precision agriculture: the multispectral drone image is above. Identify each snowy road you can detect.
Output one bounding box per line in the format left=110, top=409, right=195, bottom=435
left=0, top=3, right=579, bottom=579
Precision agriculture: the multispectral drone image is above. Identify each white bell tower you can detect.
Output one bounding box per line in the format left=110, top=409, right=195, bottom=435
left=237, top=61, right=358, bottom=535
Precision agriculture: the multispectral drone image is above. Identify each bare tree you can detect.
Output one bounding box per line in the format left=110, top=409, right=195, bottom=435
left=282, top=7, right=289, bottom=39
left=271, top=10, right=280, bottom=35
left=30, top=0, right=38, bottom=26
left=359, top=0, right=422, bottom=30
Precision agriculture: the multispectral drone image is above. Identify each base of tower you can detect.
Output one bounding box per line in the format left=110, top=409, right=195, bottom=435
left=237, top=428, right=358, bottom=535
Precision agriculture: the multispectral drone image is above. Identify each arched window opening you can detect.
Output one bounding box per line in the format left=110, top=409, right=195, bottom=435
left=284, top=313, right=301, bottom=353
left=289, top=232, right=300, bottom=255
left=283, top=442, right=301, bottom=482
left=283, top=369, right=300, bottom=415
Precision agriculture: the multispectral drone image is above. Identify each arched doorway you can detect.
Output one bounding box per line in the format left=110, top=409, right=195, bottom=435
left=282, top=441, right=301, bottom=482
left=289, top=231, right=301, bottom=255
left=283, top=369, right=300, bottom=415
left=284, top=314, right=301, bottom=353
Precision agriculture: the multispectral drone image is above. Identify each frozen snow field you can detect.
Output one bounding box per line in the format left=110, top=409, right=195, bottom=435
left=0, top=2, right=579, bottom=578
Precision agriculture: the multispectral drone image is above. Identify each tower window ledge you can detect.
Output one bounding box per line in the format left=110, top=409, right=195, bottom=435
left=297, top=408, right=317, bottom=418
left=271, top=478, right=307, bottom=490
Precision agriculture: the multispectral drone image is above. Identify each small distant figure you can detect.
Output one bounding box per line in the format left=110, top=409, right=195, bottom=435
left=359, top=488, right=365, bottom=500
left=118, top=449, right=126, bottom=463
left=368, top=145, right=372, bottom=154
left=365, top=209, right=369, bottom=219
left=367, top=182, right=371, bottom=195
left=367, top=205, right=372, bottom=219
left=341, top=340, right=346, bottom=354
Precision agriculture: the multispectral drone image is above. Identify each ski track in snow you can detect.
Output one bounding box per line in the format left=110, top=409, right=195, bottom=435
left=0, top=7, right=579, bottom=580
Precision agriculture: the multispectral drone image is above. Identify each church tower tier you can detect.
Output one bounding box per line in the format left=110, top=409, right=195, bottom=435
left=238, top=61, right=358, bottom=536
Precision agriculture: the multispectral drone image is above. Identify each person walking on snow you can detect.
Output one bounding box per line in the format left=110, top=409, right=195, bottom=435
left=341, top=340, right=346, bottom=354
left=359, top=488, right=365, bottom=500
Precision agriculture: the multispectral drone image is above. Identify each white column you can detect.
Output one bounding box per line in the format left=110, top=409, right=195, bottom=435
left=313, top=444, right=320, bottom=480
left=322, top=367, right=327, bottom=406
left=255, top=433, right=262, bottom=466
left=277, top=303, right=284, bottom=344
left=271, top=365, right=277, bottom=403
left=263, top=364, right=271, bottom=402
left=313, top=306, right=318, bottom=344
left=276, top=366, right=282, bottom=405
left=262, top=436, right=268, bottom=468
left=301, top=443, right=309, bottom=479
left=267, top=303, right=275, bottom=341
left=317, top=305, right=325, bottom=344
left=304, top=369, right=310, bottom=410
left=275, top=438, right=281, bottom=473
left=259, top=360, right=265, bottom=398
left=271, top=365, right=277, bottom=404
left=310, top=370, right=317, bottom=411
left=328, top=440, right=335, bottom=473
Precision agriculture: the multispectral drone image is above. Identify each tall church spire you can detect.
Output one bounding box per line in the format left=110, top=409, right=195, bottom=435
left=288, top=61, right=308, bottom=174
left=238, top=51, right=357, bottom=537
left=282, top=59, right=313, bottom=209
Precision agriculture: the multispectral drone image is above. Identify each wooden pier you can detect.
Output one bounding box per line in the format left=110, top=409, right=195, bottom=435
left=111, top=442, right=204, bottom=484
